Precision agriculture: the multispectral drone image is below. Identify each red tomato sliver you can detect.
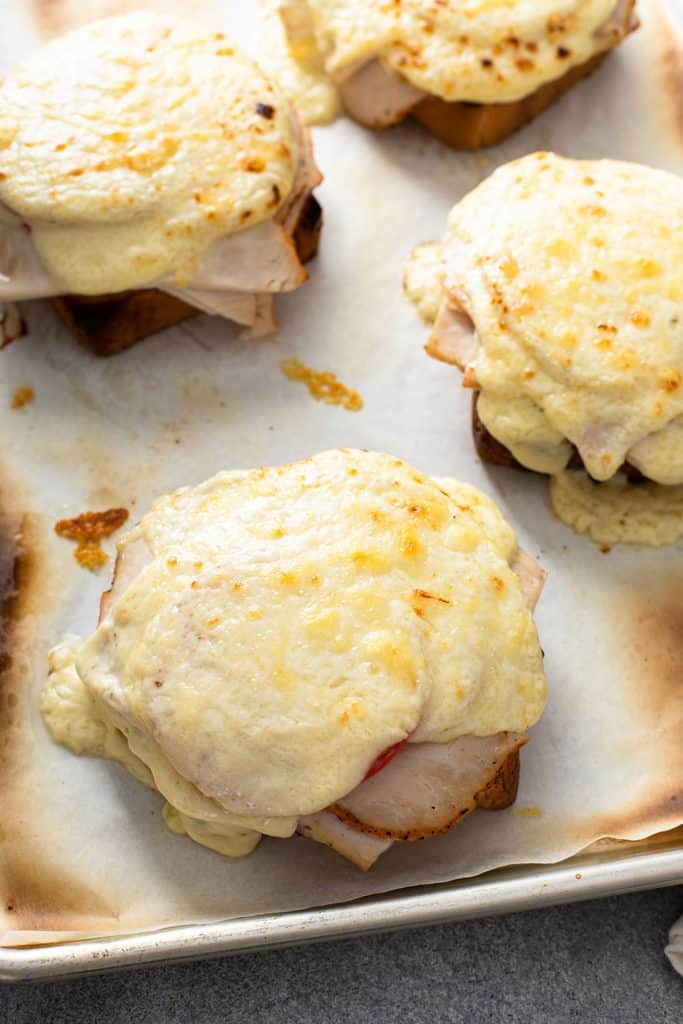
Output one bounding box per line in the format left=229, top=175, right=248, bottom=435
left=363, top=739, right=406, bottom=781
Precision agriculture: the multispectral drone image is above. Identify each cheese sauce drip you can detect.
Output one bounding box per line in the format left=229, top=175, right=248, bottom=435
left=43, top=451, right=545, bottom=854
left=437, top=154, right=683, bottom=484
left=0, top=13, right=299, bottom=294
left=266, top=0, right=621, bottom=118
left=550, top=472, right=683, bottom=547
left=403, top=243, right=444, bottom=325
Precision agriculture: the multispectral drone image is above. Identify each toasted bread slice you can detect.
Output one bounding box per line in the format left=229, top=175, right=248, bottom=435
left=50, top=194, right=323, bottom=357
left=472, top=393, right=645, bottom=481
left=475, top=748, right=520, bottom=810
left=412, top=51, right=608, bottom=150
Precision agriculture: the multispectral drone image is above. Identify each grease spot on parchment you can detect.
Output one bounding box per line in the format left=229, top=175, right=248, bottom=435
left=0, top=480, right=121, bottom=941
left=658, top=41, right=683, bottom=149
left=2, top=851, right=118, bottom=936
left=646, top=0, right=683, bottom=155
left=623, top=582, right=683, bottom=724
left=586, top=576, right=683, bottom=841
left=0, top=506, right=41, bottom=748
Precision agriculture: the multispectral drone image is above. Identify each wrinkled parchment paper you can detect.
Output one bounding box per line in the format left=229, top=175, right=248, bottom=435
left=1, top=0, right=682, bottom=946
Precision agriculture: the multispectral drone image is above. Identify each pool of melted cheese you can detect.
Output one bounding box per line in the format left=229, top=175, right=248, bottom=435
left=263, top=0, right=620, bottom=120
left=42, top=450, right=546, bottom=857
left=0, top=13, right=299, bottom=294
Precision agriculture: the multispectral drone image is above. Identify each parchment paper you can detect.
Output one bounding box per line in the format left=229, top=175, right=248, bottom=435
left=0, top=0, right=682, bottom=946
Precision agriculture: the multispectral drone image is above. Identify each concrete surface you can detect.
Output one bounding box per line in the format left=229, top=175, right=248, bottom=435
left=2, top=887, right=682, bottom=1022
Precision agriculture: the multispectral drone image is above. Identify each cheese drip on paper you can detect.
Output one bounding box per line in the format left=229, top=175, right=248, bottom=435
left=0, top=13, right=299, bottom=294
left=261, top=0, right=622, bottom=121
left=43, top=451, right=546, bottom=857
left=550, top=472, right=683, bottom=547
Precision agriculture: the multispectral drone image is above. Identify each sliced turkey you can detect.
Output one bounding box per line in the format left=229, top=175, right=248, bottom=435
left=297, top=811, right=393, bottom=870
left=510, top=548, right=547, bottom=611
left=339, top=59, right=425, bottom=128
left=426, top=299, right=479, bottom=370
left=329, top=732, right=527, bottom=841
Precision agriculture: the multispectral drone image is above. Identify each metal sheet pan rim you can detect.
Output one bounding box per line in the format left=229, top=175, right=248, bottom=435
left=2, top=843, right=682, bottom=982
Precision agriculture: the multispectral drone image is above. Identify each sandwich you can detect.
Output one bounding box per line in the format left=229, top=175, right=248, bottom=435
left=43, top=449, right=547, bottom=869
left=0, top=13, right=322, bottom=356
left=408, top=153, right=683, bottom=485
left=406, top=153, right=683, bottom=544
left=269, top=0, right=637, bottom=147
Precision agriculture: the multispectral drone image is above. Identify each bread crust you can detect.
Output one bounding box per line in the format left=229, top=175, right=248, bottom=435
left=50, top=193, right=323, bottom=357
left=471, top=392, right=645, bottom=482
left=475, top=749, right=520, bottom=810
left=411, top=51, right=608, bottom=150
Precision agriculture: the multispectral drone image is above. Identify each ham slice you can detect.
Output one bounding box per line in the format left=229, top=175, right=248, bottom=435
left=298, top=811, right=392, bottom=870
left=339, top=59, right=425, bottom=128
left=329, top=732, right=527, bottom=841
left=510, top=548, right=547, bottom=611
left=426, top=299, right=479, bottom=369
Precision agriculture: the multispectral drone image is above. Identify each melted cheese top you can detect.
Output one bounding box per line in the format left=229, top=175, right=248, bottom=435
left=44, top=450, right=545, bottom=847
left=439, top=154, right=683, bottom=483
left=0, top=13, right=299, bottom=294
left=274, top=0, right=620, bottom=106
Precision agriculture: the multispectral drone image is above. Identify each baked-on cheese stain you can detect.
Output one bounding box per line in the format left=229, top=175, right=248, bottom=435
left=405, top=153, right=683, bottom=546
left=55, top=508, right=129, bottom=571
left=10, top=386, right=34, bottom=409
left=42, top=450, right=546, bottom=858
left=281, top=358, right=363, bottom=411
left=261, top=0, right=623, bottom=122
left=0, top=13, right=298, bottom=294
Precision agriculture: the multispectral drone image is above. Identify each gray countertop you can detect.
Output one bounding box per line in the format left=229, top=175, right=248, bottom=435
left=3, top=888, right=682, bottom=1022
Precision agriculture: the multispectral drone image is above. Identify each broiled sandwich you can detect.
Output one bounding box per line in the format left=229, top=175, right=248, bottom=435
left=43, top=449, right=547, bottom=870
left=0, top=13, right=322, bottom=356
left=405, top=153, right=683, bottom=545
left=267, top=0, right=637, bottom=147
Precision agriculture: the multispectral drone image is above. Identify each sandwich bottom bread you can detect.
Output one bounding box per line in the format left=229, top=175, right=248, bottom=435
left=42, top=450, right=547, bottom=870
left=471, top=393, right=645, bottom=482
left=345, top=50, right=611, bottom=151
left=49, top=195, right=322, bottom=357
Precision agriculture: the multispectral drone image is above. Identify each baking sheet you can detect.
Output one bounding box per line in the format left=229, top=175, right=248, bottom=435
left=0, top=0, right=682, bottom=948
